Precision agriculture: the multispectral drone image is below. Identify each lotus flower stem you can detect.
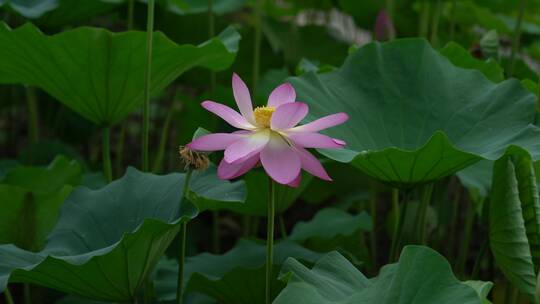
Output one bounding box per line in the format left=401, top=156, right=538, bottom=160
left=208, top=0, right=220, bottom=254
left=429, top=0, right=442, bottom=46
left=418, top=1, right=430, bottom=38
left=127, top=0, right=134, bottom=30
left=103, top=128, right=112, bottom=182
left=415, top=183, right=434, bottom=244
left=508, top=0, right=527, bottom=77
left=4, top=287, right=14, bottom=304
left=152, top=110, right=173, bottom=173
left=141, top=0, right=155, bottom=172
left=369, top=189, right=378, bottom=269
left=208, top=0, right=216, bottom=92
left=266, top=178, right=276, bottom=304
left=449, top=0, right=457, bottom=40
left=177, top=168, right=193, bottom=304
left=385, top=0, right=394, bottom=17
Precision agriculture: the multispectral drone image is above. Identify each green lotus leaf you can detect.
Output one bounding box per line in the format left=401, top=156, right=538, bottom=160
left=439, top=42, right=504, bottom=83
left=274, top=245, right=491, bottom=304
left=289, top=38, right=540, bottom=186
left=0, top=167, right=198, bottom=301
left=188, top=164, right=246, bottom=212
left=289, top=208, right=372, bottom=241
left=2, top=155, right=82, bottom=193
left=0, top=0, right=58, bottom=18
left=0, top=22, right=240, bottom=126
left=167, top=0, right=246, bottom=15
left=0, top=156, right=82, bottom=251
left=489, top=147, right=540, bottom=301
left=228, top=170, right=312, bottom=216
left=154, top=239, right=322, bottom=303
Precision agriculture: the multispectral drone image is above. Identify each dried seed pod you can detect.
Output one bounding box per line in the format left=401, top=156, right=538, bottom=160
left=179, top=146, right=210, bottom=171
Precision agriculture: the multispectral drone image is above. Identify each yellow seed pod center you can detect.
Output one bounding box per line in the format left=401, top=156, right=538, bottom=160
left=253, top=106, right=275, bottom=128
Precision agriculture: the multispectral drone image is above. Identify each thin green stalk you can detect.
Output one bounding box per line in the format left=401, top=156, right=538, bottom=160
left=252, top=0, right=263, bottom=95
left=23, top=283, right=31, bottom=304
left=385, top=0, right=394, bottom=18
left=508, top=0, right=527, bottom=77
left=151, top=109, right=173, bottom=173
left=141, top=0, right=155, bottom=171
left=116, top=0, right=134, bottom=177
left=208, top=0, right=216, bottom=91
left=369, top=189, right=378, bottom=269
left=418, top=0, right=431, bottom=38
left=176, top=169, right=193, bottom=304
left=392, top=194, right=409, bottom=261
left=4, top=287, right=14, bottom=304
left=389, top=188, right=400, bottom=261
left=127, top=0, right=134, bottom=30
left=471, top=238, right=489, bottom=279
left=212, top=211, right=220, bottom=253
left=103, top=128, right=112, bottom=183
left=456, top=199, right=477, bottom=274
left=449, top=0, right=457, bottom=40
left=26, top=87, right=39, bottom=145
left=429, top=0, right=442, bottom=46
left=266, top=178, right=276, bottom=304
left=279, top=215, right=287, bottom=239
left=415, top=183, right=434, bottom=244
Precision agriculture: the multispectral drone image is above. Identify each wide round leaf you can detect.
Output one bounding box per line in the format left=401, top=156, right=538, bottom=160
left=274, top=245, right=491, bottom=304
left=154, top=239, right=322, bottom=303
left=0, top=167, right=197, bottom=301
left=0, top=22, right=240, bottom=126
left=0, top=156, right=82, bottom=251
left=289, top=38, right=540, bottom=187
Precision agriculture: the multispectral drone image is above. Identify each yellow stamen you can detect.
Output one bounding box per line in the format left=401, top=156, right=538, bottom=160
left=253, top=106, right=275, bottom=128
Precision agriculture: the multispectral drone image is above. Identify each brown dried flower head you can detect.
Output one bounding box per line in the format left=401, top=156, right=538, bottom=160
left=179, top=145, right=210, bottom=171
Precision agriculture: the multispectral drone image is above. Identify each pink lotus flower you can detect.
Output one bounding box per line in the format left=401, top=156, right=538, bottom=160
left=187, top=73, right=348, bottom=187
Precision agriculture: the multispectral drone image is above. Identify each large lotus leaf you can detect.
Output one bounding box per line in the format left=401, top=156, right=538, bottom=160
left=0, top=22, right=240, bottom=126
left=0, top=156, right=82, bottom=251
left=168, top=0, right=246, bottom=15
left=1, top=155, right=82, bottom=193
left=232, top=170, right=312, bottom=216
left=274, top=246, right=491, bottom=304
left=187, top=165, right=246, bottom=212
left=289, top=38, right=540, bottom=187
left=35, top=0, right=120, bottom=27
left=0, top=0, right=58, bottom=18
left=489, top=148, right=540, bottom=301
left=289, top=208, right=372, bottom=241
left=0, top=167, right=198, bottom=301
left=154, top=239, right=322, bottom=303
left=439, top=42, right=504, bottom=83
